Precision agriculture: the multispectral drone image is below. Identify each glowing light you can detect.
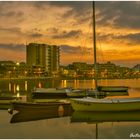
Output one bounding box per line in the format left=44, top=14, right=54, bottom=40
left=16, top=92, right=20, bottom=98
left=16, top=62, right=20, bottom=66
left=38, top=82, right=42, bottom=88
left=16, top=85, right=19, bottom=91
left=13, top=84, right=16, bottom=94
left=25, top=81, right=28, bottom=91
left=63, top=80, right=67, bottom=88
left=74, top=79, right=77, bottom=89
left=9, top=82, right=11, bottom=91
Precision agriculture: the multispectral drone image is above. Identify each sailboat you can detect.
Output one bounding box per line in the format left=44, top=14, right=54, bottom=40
left=70, top=1, right=140, bottom=112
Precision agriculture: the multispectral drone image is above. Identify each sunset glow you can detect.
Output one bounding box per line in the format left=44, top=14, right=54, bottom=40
left=0, top=1, right=140, bottom=67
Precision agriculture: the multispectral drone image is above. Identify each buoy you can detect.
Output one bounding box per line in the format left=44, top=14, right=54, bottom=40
left=58, top=105, right=64, bottom=117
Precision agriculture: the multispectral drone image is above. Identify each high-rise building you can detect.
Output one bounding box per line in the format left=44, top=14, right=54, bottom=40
left=26, top=43, right=60, bottom=74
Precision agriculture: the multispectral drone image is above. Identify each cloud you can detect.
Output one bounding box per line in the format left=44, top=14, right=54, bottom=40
left=0, top=27, right=44, bottom=39
left=115, top=33, right=140, bottom=45
left=0, top=43, right=25, bottom=52
left=29, top=33, right=44, bottom=38
left=0, top=27, right=22, bottom=34
left=0, top=11, right=24, bottom=18
left=48, top=1, right=92, bottom=24
left=52, top=30, right=82, bottom=39
left=46, top=28, right=59, bottom=34
left=97, top=32, right=140, bottom=45
left=60, top=44, right=92, bottom=54
left=96, top=1, right=140, bottom=29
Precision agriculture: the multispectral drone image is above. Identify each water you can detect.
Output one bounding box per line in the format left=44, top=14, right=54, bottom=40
left=0, top=78, right=140, bottom=139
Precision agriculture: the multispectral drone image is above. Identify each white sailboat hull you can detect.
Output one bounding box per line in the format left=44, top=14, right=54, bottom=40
left=70, top=97, right=140, bottom=111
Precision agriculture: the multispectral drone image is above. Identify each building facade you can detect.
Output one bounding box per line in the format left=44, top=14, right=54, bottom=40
left=26, top=43, right=60, bottom=75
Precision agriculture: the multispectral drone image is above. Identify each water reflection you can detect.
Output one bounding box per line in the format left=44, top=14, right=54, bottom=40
left=71, top=111, right=140, bottom=139
left=0, top=79, right=140, bottom=100
left=8, top=82, right=11, bottom=91
left=61, top=80, right=67, bottom=88
left=9, top=108, right=140, bottom=139
left=71, top=111, right=140, bottom=123
left=38, top=82, right=42, bottom=88
left=16, top=84, right=19, bottom=92
left=0, top=79, right=140, bottom=139
left=25, top=81, right=27, bottom=91
left=14, top=84, right=16, bottom=94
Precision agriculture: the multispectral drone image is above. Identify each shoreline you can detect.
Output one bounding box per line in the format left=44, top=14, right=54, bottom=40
left=0, top=77, right=140, bottom=81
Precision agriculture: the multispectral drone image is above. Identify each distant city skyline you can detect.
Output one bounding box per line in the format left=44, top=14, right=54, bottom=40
left=0, top=1, right=140, bottom=67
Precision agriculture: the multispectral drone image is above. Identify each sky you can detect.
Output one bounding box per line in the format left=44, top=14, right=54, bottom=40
left=0, top=1, right=140, bottom=67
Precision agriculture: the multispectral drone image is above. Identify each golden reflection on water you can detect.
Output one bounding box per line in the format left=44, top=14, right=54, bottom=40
left=4, top=79, right=140, bottom=99
left=61, top=80, right=67, bottom=88
left=16, top=92, right=20, bottom=98
left=92, top=79, right=95, bottom=88
left=25, top=81, right=28, bottom=91
left=74, top=80, right=77, bottom=88
left=9, top=82, right=11, bottom=91
left=16, top=84, right=19, bottom=92
left=13, top=84, right=16, bottom=94
left=38, top=82, right=42, bottom=88
left=63, top=80, right=67, bottom=87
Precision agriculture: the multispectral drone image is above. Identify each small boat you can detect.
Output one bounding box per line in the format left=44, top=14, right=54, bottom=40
left=32, top=88, right=68, bottom=99
left=32, top=88, right=89, bottom=100
left=8, top=101, right=72, bottom=113
left=10, top=103, right=73, bottom=123
left=71, top=110, right=140, bottom=123
left=106, top=91, right=128, bottom=96
left=86, top=89, right=106, bottom=98
left=97, top=86, right=128, bottom=92
left=66, top=89, right=87, bottom=98
left=70, top=97, right=140, bottom=111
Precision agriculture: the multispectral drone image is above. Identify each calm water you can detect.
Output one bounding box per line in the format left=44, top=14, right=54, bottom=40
left=0, top=78, right=140, bottom=139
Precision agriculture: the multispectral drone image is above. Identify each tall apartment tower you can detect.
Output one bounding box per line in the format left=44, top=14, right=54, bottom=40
left=26, top=43, right=60, bottom=74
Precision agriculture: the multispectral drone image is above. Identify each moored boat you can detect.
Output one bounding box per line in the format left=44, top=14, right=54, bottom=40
left=70, top=97, right=140, bottom=111
left=10, top=104, right=73, bottom=123
left=8, top=100, right=72, bottom=114
left=106, top=91, right=128, bottom=96
left=32, top=87, right=93, bottom=100
left=32, top=88, right=68, bottom=99
left=66, top=89, right=87, bottom=98
left=97, top=86, right=128, bottom=92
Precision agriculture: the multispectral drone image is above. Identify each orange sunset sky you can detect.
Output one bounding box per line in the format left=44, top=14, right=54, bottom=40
left=0, top=1, right=140, bottom=67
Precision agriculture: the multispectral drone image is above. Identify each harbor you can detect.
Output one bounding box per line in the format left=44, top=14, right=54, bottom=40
left=0, top=78, right=140, bottom=138
left=0, top=1, right=140, bottom=139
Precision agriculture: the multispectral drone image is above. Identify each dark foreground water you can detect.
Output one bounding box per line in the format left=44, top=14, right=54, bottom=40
left=0, top=79, right=140, bottom=139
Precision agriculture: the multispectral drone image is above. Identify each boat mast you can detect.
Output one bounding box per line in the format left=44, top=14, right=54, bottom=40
left=92, top=1, right=98, bottom=90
